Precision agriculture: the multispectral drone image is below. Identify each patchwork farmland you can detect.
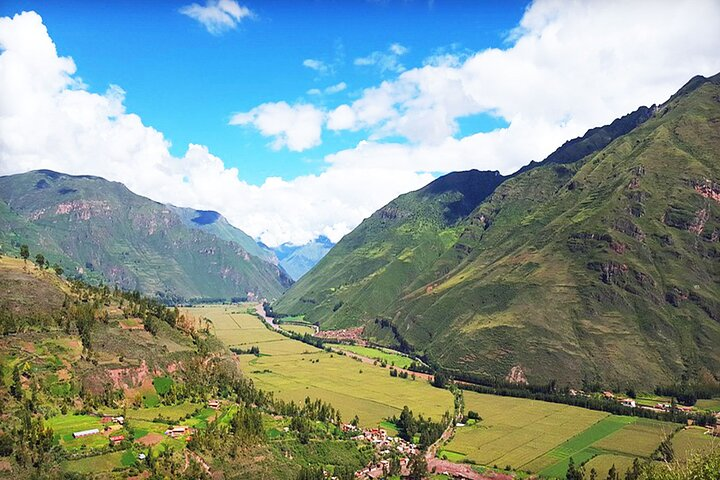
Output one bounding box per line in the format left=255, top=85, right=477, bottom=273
left=186, top=305, right=454, bottom=427
left=441, top=391, right=690, bottom=477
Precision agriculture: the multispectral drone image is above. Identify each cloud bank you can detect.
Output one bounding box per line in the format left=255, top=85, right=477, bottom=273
left=1, top=1, right=720, bottom=247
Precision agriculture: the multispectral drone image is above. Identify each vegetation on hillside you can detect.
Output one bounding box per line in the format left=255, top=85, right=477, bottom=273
left=275, top=73, right=720, bottom=389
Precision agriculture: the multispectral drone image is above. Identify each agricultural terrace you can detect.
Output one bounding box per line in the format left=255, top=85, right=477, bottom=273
left=441, top=391, right=682, bottom=477
left=336, top=344, right=415, bottom=369
left=187, top=305, right=453, bottom=427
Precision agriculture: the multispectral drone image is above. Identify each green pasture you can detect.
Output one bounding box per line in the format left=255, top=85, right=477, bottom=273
left=337, top=344, right=414, bottom=369
left=62, top=449, right=135, bottom=473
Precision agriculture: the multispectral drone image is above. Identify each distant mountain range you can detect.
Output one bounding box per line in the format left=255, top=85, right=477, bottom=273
left=269, top=236, right=335, bottom=280
left=275, top=73, right=720, bottom=388
left=0, top=170, right=292, bottom=301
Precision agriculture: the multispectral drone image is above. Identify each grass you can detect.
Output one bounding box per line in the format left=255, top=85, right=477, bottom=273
left=125, top=402, right=201, bottom=422
left=444, top=391, right=608, bottom=470
left=583, top=454, right=637, bottom=477
left=592, top=418, right=676, bottom=457
left=153, top=376, right=173, bottom=396
left=671, top=426, right=719, bottom=462
left=281, top=324, right=316, bottom=336
left=534, top=416, right=637, bottom=477
left=695, top=398, right=720, bottom=411
left=189, top=305, right=453, bottom=428
left=336, top=344, right=415, bottom=369
left=62, top=450, right=130, bottom=473
left=46, top=414, right=109, bottom=451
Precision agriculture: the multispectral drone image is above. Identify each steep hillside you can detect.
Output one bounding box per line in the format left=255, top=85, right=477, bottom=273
left=273, top=236, right=334, bottom=280
left=169, top=205, right=279, bottom=264
left=0, top=171, right=292, bottom=300
left=276, top=73, right=720, bottom=388
left=274, top=169, right=506, bottom=325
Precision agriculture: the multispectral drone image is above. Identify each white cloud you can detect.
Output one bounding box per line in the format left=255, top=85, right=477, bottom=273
left=2, top=1, right=720, bottom=249
left=229, top=102, right=325, bottom=152
left=307, top=82, right=347, bottom=96
left=302, top=58, right=328, bottom=74
left=180, top=0, right=254, bottom=35
left=354, top=43, right=409, bottom=74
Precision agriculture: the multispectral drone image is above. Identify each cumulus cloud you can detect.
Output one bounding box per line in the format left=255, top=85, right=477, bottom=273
left=0, top=11, right=429, bottom=246
left=180, top=0, right=254, bottom=35
left=354, top=42, right=409, bottom=74
left=3, top=1, right=720, bottom=248
left=229, top=102, right=325, bottom=152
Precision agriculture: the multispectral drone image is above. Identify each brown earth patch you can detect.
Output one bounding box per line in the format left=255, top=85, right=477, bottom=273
left=136, top=432, right=164, bottom=446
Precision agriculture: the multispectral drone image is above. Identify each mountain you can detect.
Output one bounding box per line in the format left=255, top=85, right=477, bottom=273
left=275, top=73, right=720, bottom=388
left=272, top=236, right=335, bottom=280
left=0, top=170, right=293, bottom=300
left=168, top=205, right=279, bottom=264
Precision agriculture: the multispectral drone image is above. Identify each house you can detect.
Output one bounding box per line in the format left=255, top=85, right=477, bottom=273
left=621, top=399, right=636, bottom=408
left=109, top=435, right=125, bottom=445
left=73, top=428, right=100, bottom=438
left=602, top=391, right=614, bottom=399
left=164, top=426, right=190, bottom=438
left=208, top=400, right=221, bottom=409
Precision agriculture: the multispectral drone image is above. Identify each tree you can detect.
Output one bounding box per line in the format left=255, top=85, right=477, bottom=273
left=52, top=264, right=63, bottom=276
left=606, top=464, right=619, bottom=480
left=11, top=363, right=23, bottom=400
left=389, top=456, right=401, bottom=476
left=624, top=458, right=641, bottom=480
left=566, top=457, right=584, bottom=480
left=408, top=452, right=427, bottom=480
left=20, top=244, right=29, bottom=265
left=656, top=438, right=674, bottom=462
left=34, top=253, right=45, bottom=269
left=590, top=468, right=598, bottom=480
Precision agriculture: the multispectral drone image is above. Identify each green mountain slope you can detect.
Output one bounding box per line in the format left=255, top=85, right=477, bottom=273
left=0, top=170, right=292, bottom=300
left=276, top=73, right=720, bottom=388
left=274, top=169, right=506, bottom=326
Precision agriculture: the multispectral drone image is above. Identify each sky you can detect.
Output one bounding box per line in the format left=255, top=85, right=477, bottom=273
left=1, top=0, right=719, bottom=246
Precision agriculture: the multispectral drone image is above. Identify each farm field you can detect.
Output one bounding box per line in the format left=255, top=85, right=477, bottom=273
left=441, top=391, right=690, bottom=478
left=281, top=324, right=316, bottom=335
left=671, top=426, right=718, bottom=462
left=63, top=450, right=136, bottom=474
left=696, top=398, right=720, bottom=411
left=189, top=305, right=454, bottom=427
left=444, top=392, right=607, bottom=470
left=336, top=344, right=415, bottom=369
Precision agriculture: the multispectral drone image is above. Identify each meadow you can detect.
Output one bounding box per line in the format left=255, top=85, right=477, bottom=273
left=187, top=305, right=454, bottom=427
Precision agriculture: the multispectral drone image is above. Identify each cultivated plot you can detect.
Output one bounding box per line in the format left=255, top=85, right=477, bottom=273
left=191, top=304, right=453, bottom=427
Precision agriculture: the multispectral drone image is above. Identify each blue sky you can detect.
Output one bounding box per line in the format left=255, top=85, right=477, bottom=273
left=1, top=0, right=526, bottom=184
left=2, top=1, right=719, bottom=245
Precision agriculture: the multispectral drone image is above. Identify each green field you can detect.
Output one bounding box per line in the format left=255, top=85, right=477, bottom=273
left=583, top=454, right=636, bottom=477
left=337, top=344, right=415, bottom=369
left=445, top=392, right=608, bottom=470
left=671, top=426, right=719, bottom=462
left=63, top=450, right=135, bottom=474
left=281, top=324, right=316, bottom=335
left=441, top=391, right=683, bottom=478
left=189, top=305, right=454, bottom=427
left=696, top=398, right=720, bottom=411
left=46, top=414, right=110, bottom=451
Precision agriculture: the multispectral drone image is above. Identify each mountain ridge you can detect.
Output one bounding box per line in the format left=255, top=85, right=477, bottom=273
left=0, top=170, right=292, bottom=301
left=275, top=73, right=720, bottom=388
